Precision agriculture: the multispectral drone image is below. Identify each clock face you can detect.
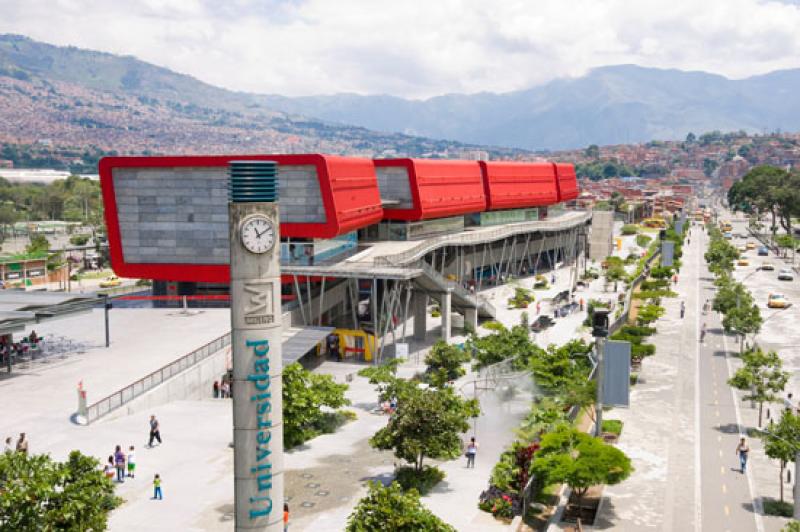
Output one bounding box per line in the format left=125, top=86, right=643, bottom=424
left=240, top=216, right=275, bottom=254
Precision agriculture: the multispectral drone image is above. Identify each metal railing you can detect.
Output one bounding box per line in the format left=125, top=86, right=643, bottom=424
left=373, top=211, right=591, bottom=267
left=84, top=332, right=231, bottom=424
left=417, top=261, right=496, bottom=316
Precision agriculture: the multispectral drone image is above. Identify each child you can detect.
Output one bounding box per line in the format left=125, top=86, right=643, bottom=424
left=127, top=445, right=136, bottom=478
left=103, top=456, right=115, bottom=480
left=284, top=502, right=289, bottom=531
left=153, top=473, right=163, bottom=500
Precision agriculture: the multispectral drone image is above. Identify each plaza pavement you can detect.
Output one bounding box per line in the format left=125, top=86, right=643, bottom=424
left=0, top=229, right=642, bottom=531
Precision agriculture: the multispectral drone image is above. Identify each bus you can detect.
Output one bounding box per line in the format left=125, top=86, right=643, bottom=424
left=642, top=217, right=668, bottom=229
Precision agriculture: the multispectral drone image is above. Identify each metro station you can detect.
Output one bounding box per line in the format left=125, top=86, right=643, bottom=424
left=99, top=154, right=587, bottom=365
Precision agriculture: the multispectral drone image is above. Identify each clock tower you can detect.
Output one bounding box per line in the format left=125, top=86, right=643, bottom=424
left=228, top=160, right=283, bottom=532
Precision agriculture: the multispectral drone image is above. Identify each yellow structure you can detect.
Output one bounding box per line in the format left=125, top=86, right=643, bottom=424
left=333, top=329, right=376, bottom=362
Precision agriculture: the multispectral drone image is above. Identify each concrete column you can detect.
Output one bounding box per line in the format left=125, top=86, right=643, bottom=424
left=464, top=307, right=478, bottom=332
left=413, top=291, right=428, bottom=342
left=440, top=291, right=452, bottom=343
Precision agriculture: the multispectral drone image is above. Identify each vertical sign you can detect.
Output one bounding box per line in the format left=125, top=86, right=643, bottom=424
left=661, top=241, right=674, bottom=267
left=603, top=340, right=631, bottom=407
left=230, top=178, right=283, bottom=529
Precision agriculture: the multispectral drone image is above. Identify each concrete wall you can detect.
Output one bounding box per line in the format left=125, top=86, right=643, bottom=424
left=589, top=211, right=615, bottom=261
left=100, top=345, right=230, bottom=423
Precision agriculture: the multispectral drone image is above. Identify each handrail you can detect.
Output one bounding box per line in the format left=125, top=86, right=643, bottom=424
left=84, top=332, right=231, bottom=424
left=417, top=261, right=496, bottom=316
left=373, top=211, right=591, bottom=267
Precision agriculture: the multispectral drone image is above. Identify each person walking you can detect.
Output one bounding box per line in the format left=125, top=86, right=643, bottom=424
left=15, top=433, right=28, bottom=455
left=680, top=301, right=686, bottom=319
left=152, top=473, right=163, bottom=500
left=114, top=445, right=126, bottom=483
left=464, top=437, right=478, bottom=468
left=536, top=301, right=541, bottom=315
left=703, top=299, right=710, bottom=315
left=221, top=381, right=230, bottom=399
left=127, top=445, right=136, bottom=478
left=148, top=415, right=162, bottom=447
left=284, top=502, right=290, bottom=531
left=700, top=323, right=707, bottom=343
left=736, top=437, right=750, bottom=473
left=3, top=436, right=12, bottom=453
left=213, top=380, right=220, bottom=399
left=784, top=392, right=794, bottom=412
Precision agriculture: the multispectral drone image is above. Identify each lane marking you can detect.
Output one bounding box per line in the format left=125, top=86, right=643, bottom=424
left=716, top=410, right=720, bottom=418
left=719, top=449, right=723, bottom=458
left=694, top=233, right=703, bottom=532
left=721, top=465, right=725, bottom=475
left=722, top=484, right=727, bottom=494
left=724, top=505, right=730, bottom=516
left=721, top=315, right=766, bottom=532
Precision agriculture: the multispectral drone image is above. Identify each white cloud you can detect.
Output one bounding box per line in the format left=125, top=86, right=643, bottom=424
left=1, top=0, right=799, bottom=98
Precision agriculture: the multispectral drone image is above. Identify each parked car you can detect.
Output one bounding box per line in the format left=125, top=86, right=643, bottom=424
left=530, top=315, right=555, bottom=332
left=758, top=246, right=769, bottom=256
left=778, top=268, right=795, bottom=281
left=768, top=293, right=790, bottom=308
left=99, top=276, right=122, bottom=288
left=760, top=263, right=775, bottom=271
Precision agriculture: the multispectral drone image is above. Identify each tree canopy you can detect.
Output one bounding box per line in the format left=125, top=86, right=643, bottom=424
left=0, top=450, right=121, bottom=530
left=728, top=348, right=789, bottom=426
left=762, top=411, right=800, bottom=503
left=370, top=384, right=479, bottom=472
left=283, top=362, right=350, bottom=448
left=728, top=166, right=800, bottom=237
left=346, top=481, right=455, bottom=532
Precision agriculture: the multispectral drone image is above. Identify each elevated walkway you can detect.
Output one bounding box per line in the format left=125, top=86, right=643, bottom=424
left=283, top=210, right=591, bottom=322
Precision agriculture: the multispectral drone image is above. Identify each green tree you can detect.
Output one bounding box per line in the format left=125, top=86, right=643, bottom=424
left=585, top=144, right=600, bottom=159
left=26, top=233, right=50, bottom=255
left=783, top=521, right=800, bottom=532
left=370, top=385, right=479, bottom=473
left=761, top=411, right=800, bottom=503
left=704, top=239, right=739, bottom=276
left=425, top=341, right=470, bottom=382
left=604, top=264, right=626, bottom=292
left=530, top=425, right=632, bottom=512
left=283, top=362, right=350, bottom=448
left=636, top=304, right=665, bottom=326
left=728, top=348, right=789, bottom=426
left=346, top=481, right=455, bottom=532
left=0, top=450, right=121, bottom=530
left=721, top=302, right=762, bottom=353
left=635, top=234, right=651, bottom=248
left=686, top=132, right=697, bottom=143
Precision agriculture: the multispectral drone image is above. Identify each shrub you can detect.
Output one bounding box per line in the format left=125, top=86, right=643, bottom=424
left=602, top=419, right=624, bottom=436
left=347, top=481, right=455, bottom=532
left=633, top=289, right=676, bottom=300
left=636, top=234, right=652, bottom=247
left=763, top=498, right=793, bottom=517
left=621, top=224, right=638, bottom=235
left=394, top=465, right=445, bottom=495
left=69, top=234, right=90, bottom=246
left=479, top=486, right=521, bottom=520
left=508, top=286, right=535, bottom=308
left=619, top=325, right=656, bottom=337
left=640, top=279, right=670, bottom=291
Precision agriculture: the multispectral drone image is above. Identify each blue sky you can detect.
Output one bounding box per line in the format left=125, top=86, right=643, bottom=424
left=1, top=0, right=800, bottom=98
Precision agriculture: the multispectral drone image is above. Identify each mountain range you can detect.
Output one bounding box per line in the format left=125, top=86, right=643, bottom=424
left=0, top=34, right=519, bottom=159
left=1, top=33, right=799, bottom=154
left=263, top=65, right=800, bottom=151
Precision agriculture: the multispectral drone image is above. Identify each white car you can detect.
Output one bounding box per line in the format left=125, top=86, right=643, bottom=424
left=778, top=268, right=795, bottom=281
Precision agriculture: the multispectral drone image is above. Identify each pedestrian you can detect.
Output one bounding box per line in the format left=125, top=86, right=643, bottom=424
left=700, top=323, right=707, bottom=343
left=284, top=502, right=290, bottom=531
left=114, top=445, right=126, bottom=482
left=735, top=437, right=750, bottom=473
left=15, top=433, right=28, bottom=455
left=148, top=415, right=162, bottom=447
left=464, top=437, right=478, bottom=468
left=672, top=274, right=678, bottom=285
left=680, top=301, right=686, bottom=319
left=104, top=456, right=115, bottom=480
left=703, top=299, right=710, bottom=315
left=579, top=298, right=584, bottom=312
left=213, top=380, right=220, bottom=399
left=784, top=393, right=794, bottom=412
left=551, top=272, right=556, bottom=284
left=536, top=301, right=541, bottom=315
left=127, top=445, right=136, bottom=478
left=3, top=437, right=12, bottom=453
left=152, top=473, right=163, bottom=500
left=221, top=381, right=230, bottom=398
left=553, top=306, right=558, bottom=319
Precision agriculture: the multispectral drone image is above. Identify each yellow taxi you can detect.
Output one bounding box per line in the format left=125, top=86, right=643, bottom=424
left=768, top=293, right=789, bottom=309
left=99, top=276, right=122, bottom=288
left=746, top=242, right=756, bottom=250
left=737, top=258, right=750, bottom=267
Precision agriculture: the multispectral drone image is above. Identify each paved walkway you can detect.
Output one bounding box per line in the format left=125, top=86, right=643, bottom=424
left=595, top=222, right=793, bottom=531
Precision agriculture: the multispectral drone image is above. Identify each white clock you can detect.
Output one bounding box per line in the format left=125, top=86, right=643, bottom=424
left=240, top=215, right=276, bottom=254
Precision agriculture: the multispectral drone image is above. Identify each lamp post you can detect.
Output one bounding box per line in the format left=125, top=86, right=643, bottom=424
left=592, top=309, right=610, bottom=437
left=229, top=161, right=283, bottom=532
